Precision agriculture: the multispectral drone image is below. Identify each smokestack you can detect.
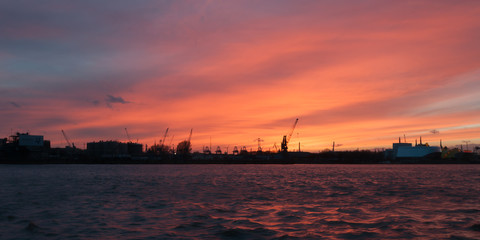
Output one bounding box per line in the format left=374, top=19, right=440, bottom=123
left=333, top=141, right=335, bottom=152
left=420, top=136, right=422, bottom=145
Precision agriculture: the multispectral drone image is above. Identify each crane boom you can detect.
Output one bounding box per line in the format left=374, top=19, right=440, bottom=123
left=61, top=129, right=72, bottom=148
left=281, top=118, right=299, bottom=152
left=124, top=128, right=131, bottom=142
left=161, top=128, right=169, bottom=147
left=286, top=118, right=299, bottom=143
left=187, top=129, right=193, bottom=143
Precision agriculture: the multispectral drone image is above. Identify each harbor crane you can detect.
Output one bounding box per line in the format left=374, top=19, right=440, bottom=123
left=187, top=128, right=193, bottom=144
left=232, top=146, right=239, bottom=155
left=61, top=129, right=74, bottom=148
left=215, top=146, right=222, bottom=154
left=281, top=118, right=298, bottom=152
left=161, top=128, right=169, bottom=148
left=241, top=146, right=248, bottom=154
left=124, top=128, right=131, bottom=142
left=203, top=146, right=211, bottom=154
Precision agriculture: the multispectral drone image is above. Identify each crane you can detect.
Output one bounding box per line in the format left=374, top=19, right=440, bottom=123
left=161, top=128, right=169, bottom=148
left=203, top=146, right=211, bottom=154
left=187, top=128, right=193, bottom=143
left=124, top=128, right=131, bottom=142
left=281, top=118, right=298, bottom=152
left=61, top=129, right=73, bottom=148
left=232, top=146, right=239, bottom=155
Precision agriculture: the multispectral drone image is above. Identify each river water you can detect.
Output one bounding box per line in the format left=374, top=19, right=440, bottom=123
left=1, top=164, right=479, bottom=239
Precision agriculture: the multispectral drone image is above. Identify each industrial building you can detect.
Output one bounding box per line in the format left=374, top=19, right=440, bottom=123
left=0, top=132, right=51, bottom=162
left=86, top=141, right=143, bottom=158
left=0, top=132, right=50, bottom=151
left=385, top=137, right=441, bottom=160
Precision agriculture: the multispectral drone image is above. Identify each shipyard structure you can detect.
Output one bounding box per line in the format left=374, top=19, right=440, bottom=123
left=0, top=132, right=143, bottom=163
left=86, top=141, right=143, bottom=159
left=0, top=132, right=478, bottom=164
left=0, top=133, right=51, bottom=161
left=385, top=137, right=442, bottom=161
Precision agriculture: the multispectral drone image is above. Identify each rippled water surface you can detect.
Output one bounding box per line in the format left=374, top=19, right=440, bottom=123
left=1, top=164, right=480, bottom=239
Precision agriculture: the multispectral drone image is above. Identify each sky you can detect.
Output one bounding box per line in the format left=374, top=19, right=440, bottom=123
left=1, top=0, right=480, bottom=152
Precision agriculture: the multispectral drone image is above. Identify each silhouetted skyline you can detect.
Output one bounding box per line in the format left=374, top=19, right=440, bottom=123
left=1, top=1, right=479, bottom=152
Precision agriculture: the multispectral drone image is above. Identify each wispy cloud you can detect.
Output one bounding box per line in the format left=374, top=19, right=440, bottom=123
left=9, top=101, right=21, bottom=108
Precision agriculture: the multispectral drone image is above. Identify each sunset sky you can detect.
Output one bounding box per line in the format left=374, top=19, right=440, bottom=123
left=1, top=0, right=479, bottom=152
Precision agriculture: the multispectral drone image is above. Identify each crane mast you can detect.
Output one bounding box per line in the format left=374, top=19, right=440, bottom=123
left=281, top=118, right=298, bottom=152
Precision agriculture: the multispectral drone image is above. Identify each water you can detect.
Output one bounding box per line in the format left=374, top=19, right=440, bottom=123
left=1, top=164, right=479, bottom=240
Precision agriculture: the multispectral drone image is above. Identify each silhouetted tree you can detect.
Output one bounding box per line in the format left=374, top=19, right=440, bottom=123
left=176, top=140, right=191, bottom=155
left=147, top=144, right=170, bottom=154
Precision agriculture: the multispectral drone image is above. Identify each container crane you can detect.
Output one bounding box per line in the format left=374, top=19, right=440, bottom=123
left=240, top=146, right=248, bottom=154
left=203, top=146, right=211, bottom=154
left=281, top=118, right=298, bottom=152
left=232, top=146, right=239, bottom=155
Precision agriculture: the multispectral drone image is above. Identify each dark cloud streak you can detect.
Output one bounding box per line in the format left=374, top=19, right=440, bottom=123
left=105, top=94, right=130, bottom=108
left=9, top=101, right=21, bottom=108
left=106, top=95, right=128, bottom=104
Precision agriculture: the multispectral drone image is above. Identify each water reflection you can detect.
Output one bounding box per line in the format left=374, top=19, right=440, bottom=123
left=0, top=164, right=479, bottom=239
